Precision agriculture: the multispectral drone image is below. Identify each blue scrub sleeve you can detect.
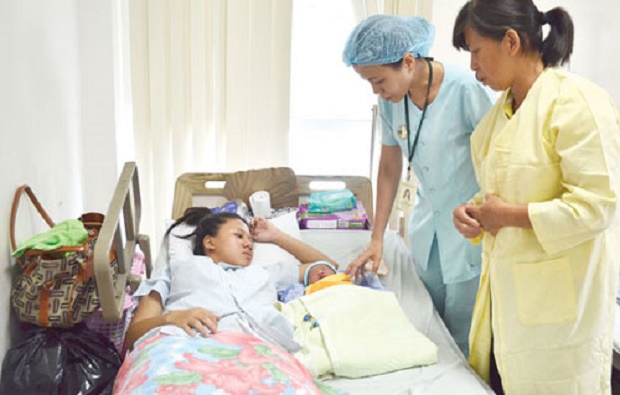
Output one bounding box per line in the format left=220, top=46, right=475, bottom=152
left=463, top=81, right=496, bottom=132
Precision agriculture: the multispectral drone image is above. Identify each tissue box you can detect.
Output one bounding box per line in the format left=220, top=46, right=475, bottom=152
left=297, top=202, right=370, bottom=230
left=308, top=189, right=357, bottom=213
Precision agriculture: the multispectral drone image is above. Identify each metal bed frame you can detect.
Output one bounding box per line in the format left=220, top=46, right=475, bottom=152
left=93, top=164, right=375, bottom=321
left=93, top=162, right=152, bottom=321
left=171, top=169, right=375, bottom=224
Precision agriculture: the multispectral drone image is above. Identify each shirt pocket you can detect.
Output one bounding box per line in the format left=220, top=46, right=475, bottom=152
left=512, top=256, right=577, bottom=325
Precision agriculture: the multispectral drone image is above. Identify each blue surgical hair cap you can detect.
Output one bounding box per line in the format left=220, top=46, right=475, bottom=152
left=343, top=14, right=435, bottom=66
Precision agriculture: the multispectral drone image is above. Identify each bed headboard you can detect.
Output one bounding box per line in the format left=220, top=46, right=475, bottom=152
left=94, top=162, right=152, bottom=321
left=171, top=167, right=374, bottom=225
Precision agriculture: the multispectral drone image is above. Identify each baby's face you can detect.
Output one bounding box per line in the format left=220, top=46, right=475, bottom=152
left=307, top=264, right=337, bottom=285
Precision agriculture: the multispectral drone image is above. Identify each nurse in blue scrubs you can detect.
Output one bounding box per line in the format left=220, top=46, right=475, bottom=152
left=343, top=14, right=494, bottom=356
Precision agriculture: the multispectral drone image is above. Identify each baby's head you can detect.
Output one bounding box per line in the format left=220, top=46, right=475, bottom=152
left=304, top=261, right=338, bottom=286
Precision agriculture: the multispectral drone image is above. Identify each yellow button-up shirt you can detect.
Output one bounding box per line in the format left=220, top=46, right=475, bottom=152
left=469, top=67, right=620, bottom=394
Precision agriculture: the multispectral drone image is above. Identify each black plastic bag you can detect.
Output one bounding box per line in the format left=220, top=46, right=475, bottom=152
left=0, top=323, right=122, bottom=395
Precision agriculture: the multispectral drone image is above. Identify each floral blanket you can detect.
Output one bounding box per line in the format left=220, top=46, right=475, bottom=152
left=113, top=331, right=343, bottom=395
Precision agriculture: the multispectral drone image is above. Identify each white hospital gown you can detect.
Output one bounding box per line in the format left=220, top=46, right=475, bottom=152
left=133, top=255, right=299, bottom=349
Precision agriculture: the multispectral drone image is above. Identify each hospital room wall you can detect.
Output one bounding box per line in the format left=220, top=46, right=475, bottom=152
left=430, top=0, right=620, bottom=106
left=0, top=0, right=129, bottom=365
left=0, top=0, right=618, bottom=368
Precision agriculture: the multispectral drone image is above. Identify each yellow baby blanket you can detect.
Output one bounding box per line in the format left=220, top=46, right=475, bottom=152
left=279, top=285, right=438, bottom=378
left=305, top=273, right=353, bottom=295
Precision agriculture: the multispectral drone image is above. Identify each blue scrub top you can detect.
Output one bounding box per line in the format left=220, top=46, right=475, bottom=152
left=381, top=63, right=495, bottom=283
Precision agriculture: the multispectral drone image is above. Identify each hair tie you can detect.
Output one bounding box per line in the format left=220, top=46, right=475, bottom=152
left=539, top=11, right=548, bottom=25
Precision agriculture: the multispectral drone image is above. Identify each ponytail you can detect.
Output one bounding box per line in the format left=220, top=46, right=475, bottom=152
left=541, top=8, right=574, bottom=67
left=453, top=0, right=574, bottom=66
left=165, top=207, right=212, bottom=237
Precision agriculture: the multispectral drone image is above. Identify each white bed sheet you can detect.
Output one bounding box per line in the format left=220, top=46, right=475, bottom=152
left=300, top=229, right=494, bottom=395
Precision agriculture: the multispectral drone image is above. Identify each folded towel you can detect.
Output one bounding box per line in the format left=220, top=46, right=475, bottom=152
left=13, top=219, right=88, bottom=257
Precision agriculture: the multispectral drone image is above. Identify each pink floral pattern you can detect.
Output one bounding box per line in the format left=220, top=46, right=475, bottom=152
left=113, top=331, right=344, bottom=395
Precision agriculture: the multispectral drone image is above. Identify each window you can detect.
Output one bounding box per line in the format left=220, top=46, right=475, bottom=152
left=289, top=1, right=377, bottom=177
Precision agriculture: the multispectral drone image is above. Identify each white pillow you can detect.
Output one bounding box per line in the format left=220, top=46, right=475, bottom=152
left=252, top=212, right=301, bottom=266
left=165, top=211, right=301, bottom=267
left=166, top=221, right=197, bottom=259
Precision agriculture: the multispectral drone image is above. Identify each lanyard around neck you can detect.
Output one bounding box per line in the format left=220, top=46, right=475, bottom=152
left=405, top=57, right=433, bottom=169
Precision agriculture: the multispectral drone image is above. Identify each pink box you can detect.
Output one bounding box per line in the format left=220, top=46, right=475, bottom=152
left=297, top=202, right=370, bottom=230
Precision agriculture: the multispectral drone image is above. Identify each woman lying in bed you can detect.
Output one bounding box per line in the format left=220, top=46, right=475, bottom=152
left=115, top=208, right=340, bottom=395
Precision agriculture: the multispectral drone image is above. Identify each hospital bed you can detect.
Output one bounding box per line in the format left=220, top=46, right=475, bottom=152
left=93, top=162, right=152, bottom=323
left=95, top=164, right=494, bottom=394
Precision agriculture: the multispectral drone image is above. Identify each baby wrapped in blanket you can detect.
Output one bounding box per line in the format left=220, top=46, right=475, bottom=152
left=279, top=261, right=384, bottom=303
left=278, top=262, right=438, bottom=379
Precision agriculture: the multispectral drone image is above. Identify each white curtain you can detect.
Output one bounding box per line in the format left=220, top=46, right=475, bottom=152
left=352, top=0, right=432, bottom=19
left=128, top=0, right=293, bottom=244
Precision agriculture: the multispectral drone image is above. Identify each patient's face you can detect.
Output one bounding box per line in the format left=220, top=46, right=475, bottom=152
left=203, top=219, right=253, bottom=267
left=307, top=264, right=337, bottom=285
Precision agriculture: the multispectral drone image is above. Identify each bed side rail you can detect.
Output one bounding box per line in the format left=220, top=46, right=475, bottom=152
left=94, top=162, right=152, bottom=321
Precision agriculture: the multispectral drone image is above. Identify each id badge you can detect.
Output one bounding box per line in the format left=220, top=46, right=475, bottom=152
left=396, top=170, right=418, bottom=215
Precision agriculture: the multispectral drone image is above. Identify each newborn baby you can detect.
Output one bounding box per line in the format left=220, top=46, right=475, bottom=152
left=278, top=261, right=385, bottom=303
left=303, top=261, right=352, bottom=295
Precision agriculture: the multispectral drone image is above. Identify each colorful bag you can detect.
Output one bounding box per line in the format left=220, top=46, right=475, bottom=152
left=9, top=185, right=117, bottom=328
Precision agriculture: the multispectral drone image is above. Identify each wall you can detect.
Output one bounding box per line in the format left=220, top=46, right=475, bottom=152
left=0, top=0, right=618, bottom=368
left=431, top=0, right=620, bottom=105
left=0, top=0, right=122, bottom=365
left=77, top=0, right=125, bottom=207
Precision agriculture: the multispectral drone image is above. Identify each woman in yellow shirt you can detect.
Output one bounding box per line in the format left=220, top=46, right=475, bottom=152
left=451, top=0, right=620, bottom=394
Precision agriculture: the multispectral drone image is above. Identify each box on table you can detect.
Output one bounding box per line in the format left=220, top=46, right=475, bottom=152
left=297, top=201, right=370, bottom=230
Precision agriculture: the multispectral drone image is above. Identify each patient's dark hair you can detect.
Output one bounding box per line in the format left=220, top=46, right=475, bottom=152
left=452, top=0, right=573, bottom=67
left=166, top=207, right=248, bottom=255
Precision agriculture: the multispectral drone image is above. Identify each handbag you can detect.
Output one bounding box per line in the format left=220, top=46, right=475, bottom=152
left=9, top=185, right=117, bottom=328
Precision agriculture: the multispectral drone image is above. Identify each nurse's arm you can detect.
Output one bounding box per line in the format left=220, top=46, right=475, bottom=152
left=347, top=144, right=401, bottom=278
left=371, top=144, right=403, bottom=243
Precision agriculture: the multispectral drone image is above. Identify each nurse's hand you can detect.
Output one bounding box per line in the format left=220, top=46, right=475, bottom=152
left=453, top=202, right=483, bottom=239
left=165, top=307, right=220, bottom=337
left=346, top=239, right=383, bottom=281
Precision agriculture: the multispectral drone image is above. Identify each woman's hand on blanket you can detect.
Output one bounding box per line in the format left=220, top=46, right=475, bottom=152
left=165, top=308, right=220, bottom=337
left=251, top=217, right=281, bottom=243
left=346, top=239, right=383, bottom=281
